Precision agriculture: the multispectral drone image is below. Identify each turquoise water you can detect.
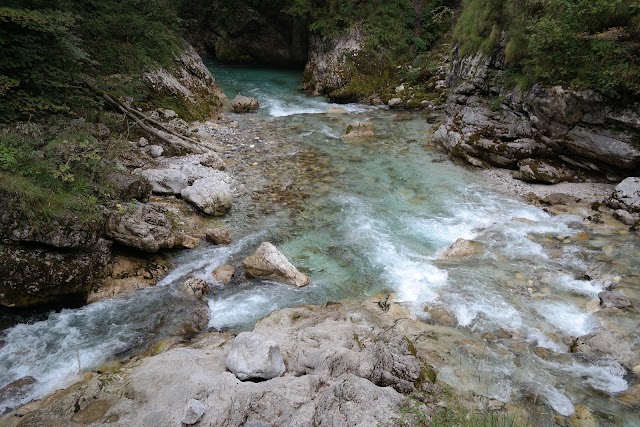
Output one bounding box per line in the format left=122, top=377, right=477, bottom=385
left=1, top=65, right=639, bottom=425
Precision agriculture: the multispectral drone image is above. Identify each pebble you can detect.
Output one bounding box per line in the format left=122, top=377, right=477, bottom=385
left=250, top=144, right=255, bottom=148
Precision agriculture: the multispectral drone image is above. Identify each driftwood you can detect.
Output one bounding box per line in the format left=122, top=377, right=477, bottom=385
left=85, top=82, right=205, bottom=154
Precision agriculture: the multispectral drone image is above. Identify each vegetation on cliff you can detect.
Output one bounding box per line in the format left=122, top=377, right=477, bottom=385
left=0, top=1, right=215, bottom=227
left=454, top=0, right=640, bottom=98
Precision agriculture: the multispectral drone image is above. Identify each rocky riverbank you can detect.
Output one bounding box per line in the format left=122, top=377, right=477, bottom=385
left=0, top=297, right=557, bottom=427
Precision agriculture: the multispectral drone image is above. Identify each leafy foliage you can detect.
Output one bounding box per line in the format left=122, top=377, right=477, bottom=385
left=0, top=5, right=89, bottom=119
left=454, top=0, right=640, bottom=97
left=0, top=118, right=127, bottom=223
left=0, top=0, right=188, bottom=122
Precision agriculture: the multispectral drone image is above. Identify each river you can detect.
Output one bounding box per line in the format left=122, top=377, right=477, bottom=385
left=1, top=63, right=639, bottom=425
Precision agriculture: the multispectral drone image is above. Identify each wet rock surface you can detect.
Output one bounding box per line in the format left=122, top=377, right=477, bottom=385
left=243, top=242, right=309, bottom=287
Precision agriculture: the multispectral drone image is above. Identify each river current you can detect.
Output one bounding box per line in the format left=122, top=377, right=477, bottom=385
left=1, top=64, right=638, bottom=425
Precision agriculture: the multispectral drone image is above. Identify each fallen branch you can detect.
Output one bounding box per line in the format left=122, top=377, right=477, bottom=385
left=85, top=81, right=205, bottom=154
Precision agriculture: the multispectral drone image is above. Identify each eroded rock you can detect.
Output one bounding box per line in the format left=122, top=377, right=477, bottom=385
left=231, top=94, right=260, bottom=113
left=441, top=238, right=483, bottom=258
left=513, top=158, right=574, bottom=184
left=243, top=242, right=309, bottom=287
left=181, top=177, right=233, bottom=216
left=181, top=278, right=210, bottom=299
left=608, top=177, right=640, bottom=214
left=213, top=265, right=235, bottom=284
left=342, top=121, right=375, bottom=140
left=105, top=201, right=197, bottom=252
left=205, top=228, right=232, bottom=245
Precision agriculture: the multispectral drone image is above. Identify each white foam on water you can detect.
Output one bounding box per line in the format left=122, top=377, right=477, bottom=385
left=534, top=301, right=599, bottom=337
left=448, top=291, right=523, bottom=330
left=538, top=385, right=575, bottom=416
left=0, top=297, right=159, bottom=413
left=554, top=274, right=603, bottom=297
left=208, top=283, right=304, bottom=330
left=339, top=196, right=448, bottom=305
left=525, top=328, right=564, bottom=352
left=158, top=233, right=263, bottom=286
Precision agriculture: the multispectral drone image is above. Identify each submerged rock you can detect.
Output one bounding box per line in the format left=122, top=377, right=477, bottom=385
left=243, top=242, right=309, bottom=287
left=181, top=177, right=233, bottom=216
left=342, top=121, right=375, bottom=140
left=441, top=238, right=483, bottom=258
left=598, top=290, right=632, bottom=309
left=231, top=94, right=260, bottom=113
left=572, top=330, right=639, bottom=370
left=226, top=332, right=286, bottom=381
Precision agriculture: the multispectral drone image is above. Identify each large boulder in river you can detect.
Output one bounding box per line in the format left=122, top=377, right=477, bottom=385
left=105, top=201, right=197, bottom=252
left=226, top=332, right=286, bottom=381
left=243, top=242, right=309, bottom=287
left=231, top=94, right=260, bottom=113
left=181, top=177, right=233, bottom=216
left=608, top=177, right=640, bottom=214
left=136, top=168, right=189, bottom=195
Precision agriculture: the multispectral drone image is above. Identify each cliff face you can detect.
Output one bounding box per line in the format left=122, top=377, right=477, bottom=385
left=433, top=46, right=640, bottom=183
left=0, top=44, right=225, bottom=309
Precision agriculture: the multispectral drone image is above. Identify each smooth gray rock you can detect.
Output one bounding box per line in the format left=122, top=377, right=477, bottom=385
left=146, top=144, right=164, bottom=158
left=609, top=177, right=640, bottom=213
left=243, top=242, right=309, bottom=287
left=136, top=169, right=188, bottom=195
left=181, top=399, right=206, bottom=425
left=231, top=94, right=260, bottom=113
left=388, top=98, right=402, bottom=108
left=226, top=332, right=285, bottom=381
left=181, top=177, right=233, bottom=216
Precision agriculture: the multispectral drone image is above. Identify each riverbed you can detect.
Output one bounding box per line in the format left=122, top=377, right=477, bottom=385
left=1, top=64, right=639, bottom=425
